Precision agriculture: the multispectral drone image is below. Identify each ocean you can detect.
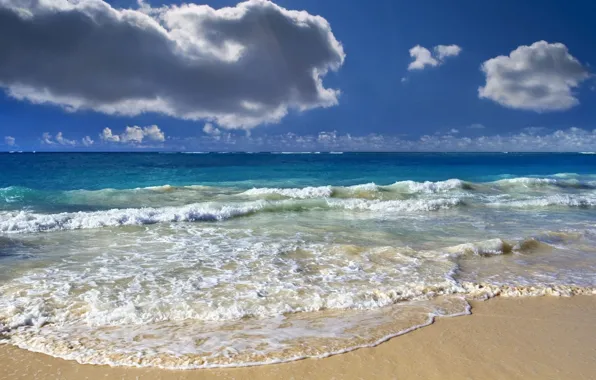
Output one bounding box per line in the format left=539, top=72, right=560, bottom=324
left=1, top=152, right=595, bottom=368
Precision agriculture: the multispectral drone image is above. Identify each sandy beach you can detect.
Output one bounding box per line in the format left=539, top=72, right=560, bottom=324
left=1, top=295, right=594, bottom=380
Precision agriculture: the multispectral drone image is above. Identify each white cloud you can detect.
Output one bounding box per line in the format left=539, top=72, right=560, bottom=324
left=468, top=123, right=486, bottom=130
left=41, top=131, right=78, bottom=146
left=4, top=136, right=15, bottom=146
left=81, top=136, right=94, bottom=146
left=55, top=132, right=76, bottom=146
left=408, top=44, right=461, bottom=71
left=408, top=45, right=439, bottom=70
left=479, top=41, right=591, bottom=112
left=41, top=132, right=55, bottom=145
left=100, top=128, right=121, bottom=143
left=203, top=123, right=221, bottom=136
left=0, top=0, right=345, bottom=129
left=434, top=44, right=462, bottom=60
left=449, top=128, right=459, bottom=134
left=100, top=125, right=166, bottom=144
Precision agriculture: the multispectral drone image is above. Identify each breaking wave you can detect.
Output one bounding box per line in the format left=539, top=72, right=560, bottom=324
left=0, top=197, right=466, bottom=233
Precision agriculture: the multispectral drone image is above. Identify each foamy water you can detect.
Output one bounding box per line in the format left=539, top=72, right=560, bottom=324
left=1, top=153, right=595, bottom=368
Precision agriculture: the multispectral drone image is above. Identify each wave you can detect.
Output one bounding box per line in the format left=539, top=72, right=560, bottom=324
left=492, top=194, right=596, bottom=208
left=387, top=179, right=470, bottom=193
left=0, top=198, right=465, bottom=233
left=3, top=174, right=596, bottom=220
left=3, top=174, right=596, bottom=204
left=243, top=186, right=334, bottom=199
left=492, top=177, right=595, bottom=189
left=326, top=197, right=463, bottom=212
left=0, top=202, right=267, bottom=233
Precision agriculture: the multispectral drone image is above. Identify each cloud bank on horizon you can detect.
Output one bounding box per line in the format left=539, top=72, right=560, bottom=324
left=25, top=125, right=596, bottom=152
left=0, top=0, right=345, bottom=129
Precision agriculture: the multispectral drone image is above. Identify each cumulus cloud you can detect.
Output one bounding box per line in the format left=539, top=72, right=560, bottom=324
left=468, top=123, right=486, bottom=130
left=41, top=131, right=78, bottom=145
left=41, top=132, right=55, bottom=145
left=408, top=46, right=438, bottom=70
left=100, top=125, right=166, bottom=144
left=0, top=0, right=345, bottom=129
left=408, top=44, right=461, bottom=71
left=4, top=136, right=15, bottom=146
left=55, top=132, right=76, bottom=146
left=82, top=136, right=94, bottom=146
left=203, top=123, right=221, bottom=136
left=434, top=44, right=462, bottom=60
left=479, top=41, right=591, bottom=112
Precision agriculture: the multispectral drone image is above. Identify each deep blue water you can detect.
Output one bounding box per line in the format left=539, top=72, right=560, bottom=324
left=2, top=152, right=596, bottom=190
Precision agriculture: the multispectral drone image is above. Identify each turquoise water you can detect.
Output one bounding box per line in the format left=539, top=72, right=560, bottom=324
left=0, top=152, right=595, bottom=368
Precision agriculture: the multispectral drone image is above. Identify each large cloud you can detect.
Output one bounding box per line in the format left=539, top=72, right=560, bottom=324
left=479, top=41, right=591, bottom=111
left=0, top=0, right=345, bottom=129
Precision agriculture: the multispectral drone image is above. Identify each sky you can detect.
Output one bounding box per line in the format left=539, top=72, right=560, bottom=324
left=1, top=0, right=595, bottom=151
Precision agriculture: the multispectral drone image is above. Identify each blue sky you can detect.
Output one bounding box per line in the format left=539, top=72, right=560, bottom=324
left=1, top=0, right=595, bottom=151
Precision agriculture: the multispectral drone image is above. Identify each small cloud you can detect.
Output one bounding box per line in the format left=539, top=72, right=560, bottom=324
left=401, top=77, right=408, bottom=83
left=434, top=45, right=462, bottom=60
left=142, top=125, right=165, bottom=142
left=41, top=132, right=55, bottom=145
left=55, top=132, right=76, bottom=146
left=521, top=126, right=547, bottom=135
left=317, top=131, right=338, bottom=144
left=100, top=127, right=120, bottom=143
left=203, top=123, right=221, bottom=136
left=408, top=44, right=462, bottom=71
left=41, top=132, right=78, bottom=146
left=449, top=128, right=460, bottom=134
left=408, top=45, right=438, bottom=71
left=4, top=136, right=15, bottom=146
left=82, top=136, right=94, bottom=146
left=468, top=123, right=486, bottom=130
left=100, top=125, right=166, bottom=144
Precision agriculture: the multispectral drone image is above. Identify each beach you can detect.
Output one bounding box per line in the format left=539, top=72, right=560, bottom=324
left=1, top=295, right=594, bottom=380
left=2, top=153, right=596, bottom=374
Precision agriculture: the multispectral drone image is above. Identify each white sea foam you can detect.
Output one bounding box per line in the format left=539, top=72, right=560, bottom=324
left=242, top=186, right=333, bottom=199
left=0, top=225, right=594, bottom=369
left=0, top=202, right=267, bottom=233
left=0, top=196, right=469, bottom=234
left=445, top=238, right=512, bottom=256
left=492, top=194, right=596, bottom=208
left=348, top=182, right=379, bottom=192
left=328, top=197, right=463, bottom=212
left=494, top=177, right=557, bottom=186
left=388, top=179, right=467, bottom=194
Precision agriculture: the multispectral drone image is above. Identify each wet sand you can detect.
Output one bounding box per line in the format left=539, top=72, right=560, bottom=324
left=1, top=295, right=595, bottom=380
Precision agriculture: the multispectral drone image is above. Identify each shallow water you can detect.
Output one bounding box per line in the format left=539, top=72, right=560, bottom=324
left=0, top=153, right=595, bottom=368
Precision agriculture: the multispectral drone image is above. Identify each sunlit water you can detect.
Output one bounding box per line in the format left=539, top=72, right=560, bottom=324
left=0, top=153, right=595, bottom=368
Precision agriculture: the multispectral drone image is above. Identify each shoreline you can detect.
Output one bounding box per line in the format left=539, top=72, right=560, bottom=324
left=1, top=295, right=595, bottom=380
